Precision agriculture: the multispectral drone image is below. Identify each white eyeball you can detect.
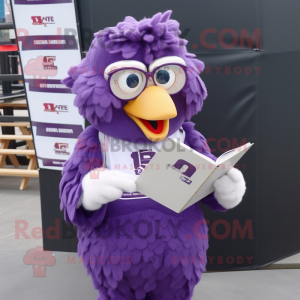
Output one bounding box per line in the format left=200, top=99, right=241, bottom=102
left=154, top=66, right=176, bottom=90
left=117, top=70, right=143, bottom=94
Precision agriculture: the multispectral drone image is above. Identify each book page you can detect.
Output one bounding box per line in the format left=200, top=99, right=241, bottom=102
left=182, top=143, right=254, bottom=211
left=216, top=143, right=253, bottom=165
left=173, top=139, right=216, bottom=165
left=136, top=139, right=217, bottom=213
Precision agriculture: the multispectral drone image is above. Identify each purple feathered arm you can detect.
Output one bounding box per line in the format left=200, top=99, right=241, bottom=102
left=183, top=122, right=226, bottom=212
left=59, top=126, right=108, bottom=227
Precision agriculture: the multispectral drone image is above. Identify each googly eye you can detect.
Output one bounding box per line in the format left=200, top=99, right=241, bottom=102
left=154, top=67, right=176, bottom=90
left=154, top=65, right=186, bottom=95
left=117, top=70, right=143, bottom=94
left=109, top=69, right=147, bottom=100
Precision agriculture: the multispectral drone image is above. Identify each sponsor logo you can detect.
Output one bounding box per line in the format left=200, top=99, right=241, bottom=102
left=38, top=157, right=66, bottom=167
left=42, top=56, right=57, bottom=70
left=31, top=16, right=55, bottom=27
left=24, top=56, right=58, bottom=80
left=31, top=121, right=83, bottom=138
left=25, top=79, right=71, bottom=94
left=18, top=35, right=78, bottom=51
left=43, top=103, right=68, bottom=114
left=54, top=143, right=70, bottom=155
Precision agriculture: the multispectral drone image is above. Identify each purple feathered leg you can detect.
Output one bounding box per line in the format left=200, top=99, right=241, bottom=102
left=78, top=204, right=208, bottom=300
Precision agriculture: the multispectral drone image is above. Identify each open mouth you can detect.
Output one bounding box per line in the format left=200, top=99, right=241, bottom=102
left=125, top=112, right=170, bottom=142
left=140, top=119, right=164, bottom=134
left=123, top=86, right=177, bottom=142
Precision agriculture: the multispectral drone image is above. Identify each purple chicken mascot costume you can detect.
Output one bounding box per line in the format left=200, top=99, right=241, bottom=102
left=60, top=11, right=246, bottom=300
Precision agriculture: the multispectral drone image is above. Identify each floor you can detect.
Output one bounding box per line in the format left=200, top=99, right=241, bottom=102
left=0, top=175, right=300, bottom=300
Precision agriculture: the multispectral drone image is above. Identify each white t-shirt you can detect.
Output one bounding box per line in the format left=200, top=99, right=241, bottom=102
left=99, top=129, right=185, bottom=200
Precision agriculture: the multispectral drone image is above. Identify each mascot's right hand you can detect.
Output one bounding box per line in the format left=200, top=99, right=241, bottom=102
left=79, top=170, right=136, bottom=211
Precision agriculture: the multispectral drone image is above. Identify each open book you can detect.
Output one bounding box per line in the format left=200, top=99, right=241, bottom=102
left=136, top=139, right=253, bottom=213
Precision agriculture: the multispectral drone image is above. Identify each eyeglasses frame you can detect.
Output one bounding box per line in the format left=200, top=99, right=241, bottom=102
left=106, top=63, right=188, bottom=101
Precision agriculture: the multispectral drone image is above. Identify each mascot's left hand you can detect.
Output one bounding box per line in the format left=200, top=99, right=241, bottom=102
left=213, top=168, right=246, bottom=209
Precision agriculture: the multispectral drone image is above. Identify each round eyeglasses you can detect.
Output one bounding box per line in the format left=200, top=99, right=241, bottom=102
left=107, top=63, right=187, bottom=101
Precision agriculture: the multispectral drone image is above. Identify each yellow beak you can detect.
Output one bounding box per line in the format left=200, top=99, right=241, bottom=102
left=123, top=86, right=177, bottom=142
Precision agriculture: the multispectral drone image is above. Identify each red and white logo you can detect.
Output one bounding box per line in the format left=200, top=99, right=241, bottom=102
left=24, top=56, right=58, bottom=80
left=42, top=56, right=57, bottom=70
left=43, top=103, right=68, bottom=114
left=31, top=16, right=55, bottom=27
left=54, top=143, right=70, bottom=155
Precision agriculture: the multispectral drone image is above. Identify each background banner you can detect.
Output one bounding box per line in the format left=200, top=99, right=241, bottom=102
left=11, top=0, right=84, bottom=171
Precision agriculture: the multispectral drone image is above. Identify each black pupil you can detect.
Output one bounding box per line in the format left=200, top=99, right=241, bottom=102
left=156, top=70, right=170, bottom=84
left=126, top=74, right=139, bottom=88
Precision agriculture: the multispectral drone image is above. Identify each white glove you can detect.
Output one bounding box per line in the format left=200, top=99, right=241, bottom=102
left=78, top=170, right=136, bottom=211
left=213, top=168, right=246, bottom=209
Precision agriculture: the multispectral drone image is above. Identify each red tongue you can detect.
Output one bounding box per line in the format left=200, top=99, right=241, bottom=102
left=140, top=119, right=164, bottom=134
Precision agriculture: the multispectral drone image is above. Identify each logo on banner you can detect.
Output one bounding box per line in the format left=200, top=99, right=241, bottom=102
left=37, top=156, right=66, bottom=167
left=25, top=79, right=71, bottom=94
left=18, top=35, right=78, bottom=51
left=54, top=143, right=70, bottom=155
left=24, top=56, right=58, bottom=79
left=31, top=121, right=83, bottom=139
left=42, top=56, right=57, bottom=70
left=23, top=56, right=69, bottom=93
left=31, top=16, right=55, bottom=27
left=43, top=103, right=68, bottom=114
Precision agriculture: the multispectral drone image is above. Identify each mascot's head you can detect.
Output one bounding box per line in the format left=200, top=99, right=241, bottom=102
left=63, top=11, right=207, bottom=143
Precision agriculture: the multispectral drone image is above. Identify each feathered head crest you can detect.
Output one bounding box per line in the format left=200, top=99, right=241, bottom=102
left=95, top=10, right=186, bottom=64
left=63, top=11, right=207, bottom=125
